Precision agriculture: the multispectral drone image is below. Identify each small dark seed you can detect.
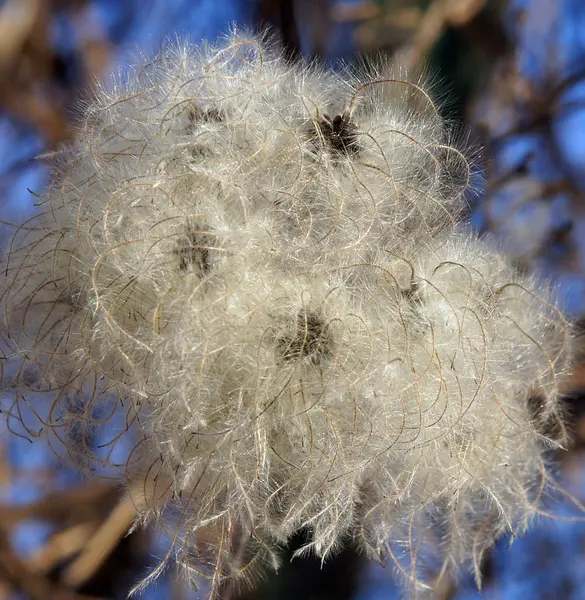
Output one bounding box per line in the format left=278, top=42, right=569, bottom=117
left=401, top=280, right=420, bottom=303
left=278, top=310, right=333, bottom=364
left=186, top=105, right=223, bottom=133
left=203, top=108, right=223, bottom=122
left=312, top=113, right=360, bottom=157
left=173, top=225, right=215, bottom=275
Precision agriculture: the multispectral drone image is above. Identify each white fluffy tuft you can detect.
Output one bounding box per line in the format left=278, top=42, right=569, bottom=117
left=0, top=31, right=575, bottom=598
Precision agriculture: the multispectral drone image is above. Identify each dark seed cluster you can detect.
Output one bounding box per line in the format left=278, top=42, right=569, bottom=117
left=278, top=310, right=333, bottom=364
left=313, top=113, right=360, bottom=157
left=173, top=226, right=215, bottom=275
left=186, top=104, right=223, bottom=133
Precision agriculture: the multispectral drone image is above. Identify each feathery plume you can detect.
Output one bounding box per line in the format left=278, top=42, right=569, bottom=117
left=0, top=30, right=575, bottom=598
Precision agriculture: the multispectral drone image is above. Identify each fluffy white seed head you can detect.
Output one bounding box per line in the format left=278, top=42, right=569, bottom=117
left=0, top=31, right=574, bottom=597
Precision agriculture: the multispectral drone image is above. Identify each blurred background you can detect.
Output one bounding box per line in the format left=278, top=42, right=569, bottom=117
left=1, top=0, right=585, bottom=599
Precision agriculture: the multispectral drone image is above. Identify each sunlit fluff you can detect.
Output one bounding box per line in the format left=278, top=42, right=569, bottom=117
left=0, top=31, right=574, bottom=598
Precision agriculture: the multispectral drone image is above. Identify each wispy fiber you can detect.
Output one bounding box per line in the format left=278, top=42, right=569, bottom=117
left=0, top=30, right=575, bottom=598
